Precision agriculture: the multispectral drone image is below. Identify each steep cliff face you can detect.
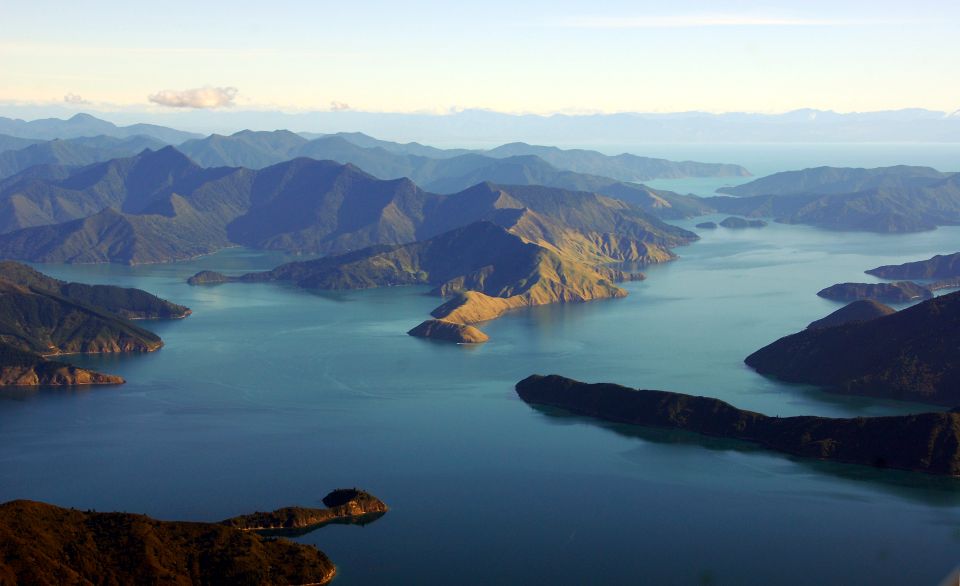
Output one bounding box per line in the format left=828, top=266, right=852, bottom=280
left=0, top=500, right=338, bottom=585
left=516, top=374, right=960, bottom=476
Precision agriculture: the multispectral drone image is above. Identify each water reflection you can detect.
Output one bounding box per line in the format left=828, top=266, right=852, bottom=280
left=525, top=403, right=960, bottom=507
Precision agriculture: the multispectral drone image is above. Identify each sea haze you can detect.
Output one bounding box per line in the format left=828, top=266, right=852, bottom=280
left=1, top=178, right=960, bottom=584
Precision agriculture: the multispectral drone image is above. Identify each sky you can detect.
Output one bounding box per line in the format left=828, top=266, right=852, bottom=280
left=2, top=0, right=959, bottom=116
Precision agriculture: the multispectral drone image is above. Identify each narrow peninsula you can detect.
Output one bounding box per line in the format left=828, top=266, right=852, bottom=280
left=516, top=374, right=960, bottom=476
left=221, top=488, right=389, bottom=533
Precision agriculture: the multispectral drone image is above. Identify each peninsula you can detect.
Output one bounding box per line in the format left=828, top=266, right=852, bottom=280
left=0, top=343, right=124, bottom=386
left=0, top=489, right=388, bottom=585
left=0, top=262, right=188, bottom=385
left=516, top=374, right=960, bottom=475
left=189, top=211, right=655, bottom=342
left=221, top=488, right=389, bottom=533
left=867, top=252, right=960, bottom=279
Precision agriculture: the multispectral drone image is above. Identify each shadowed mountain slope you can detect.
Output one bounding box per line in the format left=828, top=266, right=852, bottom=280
left=745, top=291, right=960, bottom=405
left=0, top=151, right=695, bottom=264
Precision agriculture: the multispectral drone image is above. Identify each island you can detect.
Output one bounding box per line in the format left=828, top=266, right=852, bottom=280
left=695, top=221, right=718, bottom=229
left=745, top=291, right=960, bottom=405
left=515, top=374, right=960, bottom=475
left=0, top=489, right=388, bottom=585
left=807, top=300, right=895, bottom=329
left=221, top=488, right=389, bottom=533
left=719, top=216, right=767, bottom=229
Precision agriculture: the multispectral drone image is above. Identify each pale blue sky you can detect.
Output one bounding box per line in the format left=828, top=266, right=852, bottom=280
left=2, top=0, right=958, bottom=114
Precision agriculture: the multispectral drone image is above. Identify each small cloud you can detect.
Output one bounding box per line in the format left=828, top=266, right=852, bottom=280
left=330, top=101, right=351, bottom=111
left=63, top=92, right=89, bottom=105
left=148, top=86, right=238, bottom=109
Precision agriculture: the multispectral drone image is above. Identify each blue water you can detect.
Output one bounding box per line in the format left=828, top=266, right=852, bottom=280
left=1, top=218, right=959, bottom=585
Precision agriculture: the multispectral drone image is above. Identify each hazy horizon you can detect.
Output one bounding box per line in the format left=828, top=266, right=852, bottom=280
left=3, top=0, right=959, bottom=116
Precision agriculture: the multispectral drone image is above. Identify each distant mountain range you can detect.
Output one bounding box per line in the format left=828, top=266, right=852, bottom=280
left=709, top=166, right=960, bottom=232
left=0, top=116, right=748, bottom=221
left=0, top=135, right=166, bottom=178
left=178, top=131, right=748, bottom=181
left=0, top=147, right=696, bottom=265
left=0, top=113, right=200, bottom=143
left=4, top=107, right=958, bottom=143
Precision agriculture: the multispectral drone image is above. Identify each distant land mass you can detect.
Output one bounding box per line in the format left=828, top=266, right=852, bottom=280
left=0, top=128, right=737, bottom=218
left=745, top=291, right=960, bottom=405
left=0, top=149, right=695, bottom=264
left=4, top=108, right=958, bottom=143
left=867, top=252, right=960, bottom=279
left=516, top=374, right=960, bottom=476
left=176, top=130, right=749, bottom=182
left=0, top=115, right=752, bottom=216
left=0, top=488, right=387, bottom=585
left=0, top=112, right=200, bottom=143
left=709, top=165, right=960, bottom=233
left=0, top=135, right=166, bottom=179
left=0, top=262, right=188, bottom=386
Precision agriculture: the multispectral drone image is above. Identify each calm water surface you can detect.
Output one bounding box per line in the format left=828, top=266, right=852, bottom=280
left=2, top=223, right=960, bottom=585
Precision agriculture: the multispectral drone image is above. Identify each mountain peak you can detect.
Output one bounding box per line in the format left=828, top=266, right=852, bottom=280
left=68, top=113, right=100, bottom=122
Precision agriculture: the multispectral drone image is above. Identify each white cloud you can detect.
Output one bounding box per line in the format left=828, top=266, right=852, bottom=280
left=554, top=15, right=860, bottom=29
left=148, top=86, right=238, bottom=109
left=330, top=101, right=351, bottom=111
left=63, top=92, right=89, bottom=104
